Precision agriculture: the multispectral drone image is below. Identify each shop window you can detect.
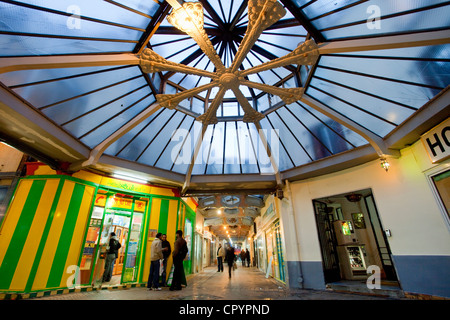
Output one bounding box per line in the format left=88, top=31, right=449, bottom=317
left=431, top=169, right=450, bottom=224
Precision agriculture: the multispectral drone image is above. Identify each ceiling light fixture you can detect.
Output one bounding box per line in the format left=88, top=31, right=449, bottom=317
left=140, top=0, right=319, bottom=125
left=380, top=158, right=390, bottom=172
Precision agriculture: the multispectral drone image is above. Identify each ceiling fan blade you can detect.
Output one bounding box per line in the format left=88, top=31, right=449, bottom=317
left=156, top=81, right=218, bottom=109
left=167, top=2, right=226, bottom=73
left=230, top=0, right=286, bottom=73
left=240, top=39, right=319, bottom=77
left=196, top=86, right=227, bottom=124
left=230, top=84, right=265, bottom=123
left=241, top=79, right=304, bottom=105
left=140, top=48, right=217, bottom=79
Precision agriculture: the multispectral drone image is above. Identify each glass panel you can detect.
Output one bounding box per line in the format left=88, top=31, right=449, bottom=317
left=266, top=109, right=312, bottom=166
left=0, top=35, right=135, bottom=56
left=318, top=2, right=450, bottom=39
left=154, top=116, right=196, bottom=171
left=236, top=122, right=260, bottom=174
left=312, top=67, right=419, bottom=120
left=259, top=118, right=294, bottom=171
left=224, top=122, right=241, bottom=174
left=0, top=65, right=120, bottom=88
left=306, top=85, right=395, bottom=137
left=123, top=209, right=145, bottom=283
left=171, top=120, right=203, bottom=174
left=137, top=111, right=187, bottom=166
left=0, top=3, right=142, bottom=40
left=205, top=122, right=225, bottom=174
left=111, top=0, right=162, bottom=16
left=12, top=0, right=151, bottom=29
left=192, top=124, right=214, bottom=175
left=79, top=93, right=156, bottom=148
left=42, top=77, right=148, bottom=127
left=105, top=108, right=165, bottom=158
left=13, top=66, right=142, bottom=109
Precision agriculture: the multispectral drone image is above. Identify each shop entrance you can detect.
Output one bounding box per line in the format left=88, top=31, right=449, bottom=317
left=79, top=190, right=147, bottom=287
left=313, top=189, right=399, bottom=285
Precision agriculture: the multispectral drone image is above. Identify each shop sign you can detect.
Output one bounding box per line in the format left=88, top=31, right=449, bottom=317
left=95, top=194, right=107, bottom=207
left=421, top=118, right=450, bottom=163
left=134, top=200, right=146, bottom=212
left=109, top=197, right=133, bottom=210
left=261, top=203, right=276, bottom=227
left=101, top=177, right=150, bottom=194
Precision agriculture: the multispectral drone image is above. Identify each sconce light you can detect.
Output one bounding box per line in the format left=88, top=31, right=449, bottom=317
left=380, top=158, right=390, bottom=172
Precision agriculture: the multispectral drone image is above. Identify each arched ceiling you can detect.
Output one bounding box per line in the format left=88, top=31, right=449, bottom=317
left=0, top=0, right=449, bottom=196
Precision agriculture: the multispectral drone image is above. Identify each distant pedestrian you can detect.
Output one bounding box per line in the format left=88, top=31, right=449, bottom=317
left=148, top=232, right=163, bottom=291
left=102, top=232, right=121, bottom=282
left=217, top=243, right=225, bottom=272
left=161, top=234, right=171, bottom=287
left=245, top=249, right=251, bottom=267
left=225, top=244, right=236, bottom=279
left=240, top=249, right=246, bottom=267
left=170, top=230, right=188, bottom=291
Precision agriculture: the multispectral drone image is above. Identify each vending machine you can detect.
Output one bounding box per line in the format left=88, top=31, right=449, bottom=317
left=333, top=220, right=358, bottom=245
left=337, top=245, right=368, bottom=280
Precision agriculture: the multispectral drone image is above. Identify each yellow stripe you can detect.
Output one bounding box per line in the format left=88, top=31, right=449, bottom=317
left=9, top=180, right=59, bottom=291
left=137, top=199, right=150, bottom=282
left=60, top=185, right=95, bottom=288
left=165, top=200, right=178, bottom=276
left=143, top=198, right=161, bottom=281
left=31, top=181, right=75, bottom=291
left=0, top=180, right=33, bottom=266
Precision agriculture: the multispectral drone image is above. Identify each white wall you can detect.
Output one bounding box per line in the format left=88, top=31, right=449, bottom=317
left=287, top=139, right=450, bottom=263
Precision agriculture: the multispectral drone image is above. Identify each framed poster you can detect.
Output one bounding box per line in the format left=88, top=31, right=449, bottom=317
left=352, top=213, right=366, bottom=229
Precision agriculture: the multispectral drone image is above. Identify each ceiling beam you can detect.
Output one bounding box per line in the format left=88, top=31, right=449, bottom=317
left=0, top=54, right=139, bottom=74
left=318, top=29, right=450, bottom=54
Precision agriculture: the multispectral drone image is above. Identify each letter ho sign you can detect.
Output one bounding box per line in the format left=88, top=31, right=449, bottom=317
left=421, top=118, right=450, bottom=163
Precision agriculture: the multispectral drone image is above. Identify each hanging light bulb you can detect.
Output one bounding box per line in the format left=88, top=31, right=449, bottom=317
left=380, top=158, right=390, bottom=172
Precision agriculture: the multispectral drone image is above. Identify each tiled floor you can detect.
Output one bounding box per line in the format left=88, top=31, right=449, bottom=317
left=31, top=266, right=403, bottom=300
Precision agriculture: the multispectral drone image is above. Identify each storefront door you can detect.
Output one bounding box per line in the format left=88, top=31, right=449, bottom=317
left=82, top=192, right=147, bottom=287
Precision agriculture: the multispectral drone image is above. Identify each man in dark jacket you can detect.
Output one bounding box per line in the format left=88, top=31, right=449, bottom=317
left=225, top=244, right=236, bottom=279
left=102, top=232, right=121, bottom=282
left=170, top=230, right=187, bottom=291
left=161, top=234, right=171, bottom=287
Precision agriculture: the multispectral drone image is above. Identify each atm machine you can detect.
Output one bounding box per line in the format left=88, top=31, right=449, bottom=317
left=333, top=220, right=368, bottom=280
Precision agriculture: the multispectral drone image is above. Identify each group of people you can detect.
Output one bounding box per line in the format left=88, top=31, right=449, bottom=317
left=216, top=243, right=251, bottom=279
left=148, top=230, right=188, bottom=291
left=102, top=230, right=187, bottom=291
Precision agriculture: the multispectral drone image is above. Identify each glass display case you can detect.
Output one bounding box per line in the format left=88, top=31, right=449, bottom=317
left=337, top=245, right=368, bottom=280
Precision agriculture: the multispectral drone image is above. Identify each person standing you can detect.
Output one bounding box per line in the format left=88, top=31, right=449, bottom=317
left=240, top=249, right=246, bottom=267
left=170, top=230, right=187, bottom=291
left=246, top=249, right=251, bottom=267
left=217, top=243, right=225, bottom=272
left=161, top=234, right=172, bottom=287
left=225, top=244, right=236, bottom=279
left=102, top=232, right=121, bottom=282
left=148, top=233, right=163, bottom=291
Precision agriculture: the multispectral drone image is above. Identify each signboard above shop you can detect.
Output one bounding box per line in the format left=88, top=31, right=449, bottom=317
left=421, top=117, right=450, bottom=163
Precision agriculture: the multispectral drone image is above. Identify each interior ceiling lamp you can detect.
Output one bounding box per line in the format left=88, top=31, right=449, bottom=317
left=345, top=193, right=363, bottom=202
left=140, top=0, right=319, bottom=125
left=380, top=158, right=390, bottom=172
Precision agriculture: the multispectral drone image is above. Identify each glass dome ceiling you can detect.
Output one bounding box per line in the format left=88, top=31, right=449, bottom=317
left=0, top=0, right=448, bottom=194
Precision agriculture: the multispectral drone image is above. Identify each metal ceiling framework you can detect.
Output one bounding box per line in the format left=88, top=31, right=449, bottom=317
left=0, top=1, right=448, bottom=224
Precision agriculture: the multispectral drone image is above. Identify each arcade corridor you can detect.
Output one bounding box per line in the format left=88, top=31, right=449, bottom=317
left=30, top=266, right=399, bottom=301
